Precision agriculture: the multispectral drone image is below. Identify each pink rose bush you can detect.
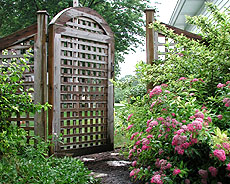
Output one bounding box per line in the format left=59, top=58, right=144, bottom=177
left=122, top=78, right=230, bottom=183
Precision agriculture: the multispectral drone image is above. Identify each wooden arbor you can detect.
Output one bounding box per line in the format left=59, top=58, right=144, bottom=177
left=48, top=7, right=115, bottom=156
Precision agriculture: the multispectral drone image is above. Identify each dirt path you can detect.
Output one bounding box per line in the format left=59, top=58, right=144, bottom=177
left=77, top=149, right=140, bottom=184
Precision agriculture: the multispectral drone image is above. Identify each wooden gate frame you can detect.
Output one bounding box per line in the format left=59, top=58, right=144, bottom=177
left=48, top=7, right=115, bottom=156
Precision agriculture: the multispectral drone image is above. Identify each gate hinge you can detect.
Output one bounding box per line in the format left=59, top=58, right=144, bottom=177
left=46, top=34, right=49, bottom=42
left=111, top=64, right=114, bottom=77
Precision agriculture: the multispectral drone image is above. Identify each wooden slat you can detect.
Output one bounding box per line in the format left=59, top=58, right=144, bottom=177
left=60, top=56, right=107, bottom=64
left=162, top=23, right=203, bottom=41
left=62, top=132, right=106, bottom=138
left=61, top=115, right=105, bottom=120
left=61, top=124, right=107, bottom=129
left=61, top=107, right=106, bottom=112
left=61, top=29, right=111, bottom=43
left=61, top=139, right=107, bottom=146
left=0, top=24, right=37, bottom=50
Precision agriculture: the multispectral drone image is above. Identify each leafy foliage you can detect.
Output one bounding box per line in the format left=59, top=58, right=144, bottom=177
left=0, top=52, right=49, bottom=155
left=114, top=75, right=146, bottom=103
left=136, top=3, right=230, bottom=96
left=0, top=138, right=99, bottom=184
left=115, top=3, right=230, bottom=183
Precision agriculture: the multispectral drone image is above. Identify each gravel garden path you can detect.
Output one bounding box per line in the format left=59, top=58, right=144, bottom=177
left=77, top=149, right=141, bottom=184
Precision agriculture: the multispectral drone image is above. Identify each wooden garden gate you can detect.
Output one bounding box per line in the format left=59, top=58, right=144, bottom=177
left=48, top=7, right=114, bottom=156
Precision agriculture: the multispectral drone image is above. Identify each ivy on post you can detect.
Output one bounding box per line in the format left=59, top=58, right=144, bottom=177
left=145, top=9, right=155, bottom=91
left=34, top=10, right=49, bottom=140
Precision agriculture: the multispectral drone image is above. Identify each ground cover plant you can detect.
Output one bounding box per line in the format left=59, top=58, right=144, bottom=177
left=0, top=53, right=99, bottom=184
left=116, top=3, right=230, bottom=184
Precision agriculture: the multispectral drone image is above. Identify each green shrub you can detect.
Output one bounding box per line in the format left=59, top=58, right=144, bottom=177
left=0, top=139, right=99, bottom=184
left=116, top=3, right=230, bottom=183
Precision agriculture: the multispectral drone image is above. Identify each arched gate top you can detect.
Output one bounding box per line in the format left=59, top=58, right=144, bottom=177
left=49, top=7, right=114, bottom=39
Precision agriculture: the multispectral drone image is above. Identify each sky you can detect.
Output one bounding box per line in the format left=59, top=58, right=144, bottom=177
left=119, top=0, right=178, bottom=78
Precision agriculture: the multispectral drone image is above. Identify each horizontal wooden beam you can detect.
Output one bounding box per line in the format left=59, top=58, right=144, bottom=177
left=162, top=23, right=203, bottom=41
left=0, top=24, right=37, bottom=50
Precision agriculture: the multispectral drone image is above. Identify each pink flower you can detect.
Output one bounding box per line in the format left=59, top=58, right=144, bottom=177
left=171, top=113, right=176, bottom=117
left=182, top=142, right=190, bottom=149
left=179, top=77, right=187, bottom=81
left=223, top=98, right=230, bottom=103
left=213, top=149, right=226, bottom=161
left=182, top=120, right=186, bottom=123
left=147, top=134, right=153, bottom=139
left=161, top=83, right=168, bottom=87
left=176, top=129, right=184, bottom=135
left=189, top=116, right=195, bottom=119
left=151, top=101, right=157, bottom=108
left=191, top=78, right=199, bottom=82
left=149, top=121, right=158, bottom=127
left=185, top=179, right=190, bottom=184
left=146, top=127, right=152, bottom=133
left=175, top=146, right=184, bottom=155
left=149, top=86, right=162, bottom=98
left=130, top=132, right=139, bottom=140
left=137, top=148, right=142, bottom=154
left=135, top=140, right=141, bottom=145
left=130, top=169, right=135, bottom=177
left=142, top=145, right=150, bottom=150
left=208, top=166, right=218, bottom=177
left=217, top=83, right=225, bottom=88
left=127, top=113, right=133, bottom=121
left=226, top=81, right=230, bottom=85
left=194, top=112, right=204, bottom=119
left=162, top=108, right=167, bottom=111
left=222, top=142, right=230, bottom=150
left=217, top=114, right=223, bottom=120
left=189, top=93, right=195, bottom=96
left=127, top=124, right=134, bottom=130
left=226, top=163, right=230, bottom=171
left=207, top=116, right=212, bottom=122
left=158, top=149, right=164, bottom=155
left=173, top=168, right=181, bottom=175
left=198, top=169, right=208, bottom=179
left=142, top=138, right=150, bottom=145
left=151, top=174, right=163, bottom=184
left=157, top=117, right=164, bottom=121
left=166, top=163, right=172, bottom=169
left=147, top=119, right=152, bottom=126
left=132, top=161, right=137, bottom=167
left=201, top=179, right=207, bottom=184
left=165, top=90, right=170, bottom=94
left=158, top=134, right=162, bottom=138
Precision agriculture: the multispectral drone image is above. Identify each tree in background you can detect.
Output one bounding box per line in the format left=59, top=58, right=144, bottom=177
left=114, top=75, right=146, bottom=103
left=0, top=0, right=152, bottom=76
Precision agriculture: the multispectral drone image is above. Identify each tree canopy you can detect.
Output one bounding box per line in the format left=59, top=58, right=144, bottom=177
left=0, top=0, right=152, bottom=75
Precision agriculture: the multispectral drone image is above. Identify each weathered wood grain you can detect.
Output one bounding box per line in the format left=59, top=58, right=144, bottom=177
left=34, top=10, right=48, bottom=140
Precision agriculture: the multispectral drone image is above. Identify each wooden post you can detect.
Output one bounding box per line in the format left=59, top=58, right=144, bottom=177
left=48, top=24, right=55, bottom=155
left=145, top=9, right=155, bottom=90
left=73, top=0, right=79, bottom=7
left=34, top=10, right=48, bottom=140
